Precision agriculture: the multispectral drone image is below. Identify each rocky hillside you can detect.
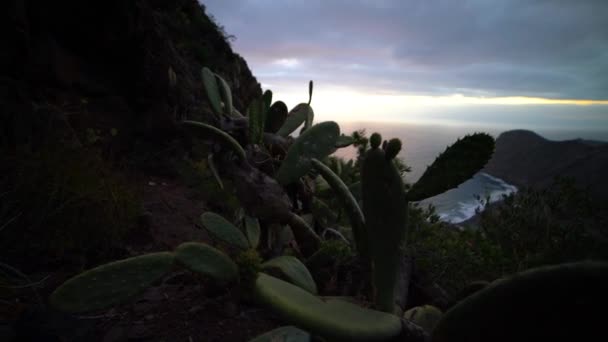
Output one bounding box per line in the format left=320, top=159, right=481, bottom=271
left=484, top=130, right=608, bottom=202
left=2, top=0, right=261, bottom=151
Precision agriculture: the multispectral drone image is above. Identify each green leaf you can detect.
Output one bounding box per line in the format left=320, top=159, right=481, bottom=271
left=249, top=326, right=310, bottom=342
left=276, top=121, right=340, bottom=185
left=262, top=256, right=318, bottom=294
left=245, top=215, right=261, bottom=249
left=201, top=67, right=222, bottom=115
left=407, top=133, right=495, bottom=201
left=50, top=252, right=174, bottom=313
left=175, top=242, right=238, bottom=283
left=200, top=212, right=250, bottom=250
left=253, top=274, right=402, bottom=341
left=277, top=103, right=314, bottom=137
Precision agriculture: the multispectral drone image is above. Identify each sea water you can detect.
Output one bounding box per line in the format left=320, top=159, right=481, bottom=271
left=332, top=121, right=607, bottom=223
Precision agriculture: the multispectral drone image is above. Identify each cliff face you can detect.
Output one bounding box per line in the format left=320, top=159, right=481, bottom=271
left=2, top=0, right=261, bottom=150
left=484, top=130, right=608, bottom=202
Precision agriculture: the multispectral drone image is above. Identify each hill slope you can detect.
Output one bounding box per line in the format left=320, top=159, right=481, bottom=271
left=484, top=130, right=608, bottom=202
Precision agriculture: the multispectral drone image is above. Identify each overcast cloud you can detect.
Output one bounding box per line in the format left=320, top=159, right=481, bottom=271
left=203, top=0, right=608, bottom=100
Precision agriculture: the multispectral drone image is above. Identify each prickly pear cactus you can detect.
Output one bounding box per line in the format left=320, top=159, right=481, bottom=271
left=249, top=326, right=310, bottom=342
left=200, top=212, right=250, bottom=250
left=335, top=134, right=356, bottom=148
left=262, top=255, right=318, bottom=294
left=253, top=273, right=402, bottom=341
left=50, top=252, right=175, bottom=313
left=407, top=133, right=494, bottom=201
left=275, top=121, right=340, bottom=185
left=215, top=73, right=233, bottom=116
left=175, top=242, right=238, bottom=283
left=181, top=120, right=246, bottom=161
left=201, top=67, right=223, bottom=115
left=310, top=158, right=368, bottom=262
left=248, top=97, right=266, bottom=145
left=277, top=103, right=314, bottom=137
left=265, top=101, right=288, bottom=134
left=361, top=133, right=408, bottom=313
left=433, top=261, right=608, bottom=342
left=403, top=305, right=442, bottom=334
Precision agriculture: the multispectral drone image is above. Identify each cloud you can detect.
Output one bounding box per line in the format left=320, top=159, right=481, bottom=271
left=203, top=0, right=608, bottom=100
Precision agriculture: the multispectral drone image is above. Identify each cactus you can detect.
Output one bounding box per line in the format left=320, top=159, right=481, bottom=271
left=335, top=134, right=356, bottom=148
left=308, top=80, right=313, bottom=105
left=361, top=133, right=408, bottom=313
left=310, top=158, right=368, bottom=263
left=403, top=305, right=442, bottom=334
left=407, top=133, right=494, bottom=201
left=249, top=326, right=310, bottom=342
left=181, top=120, right=246, bottom=161
left=433, top=261, right=608, bottom=342
left=215, top=73, right=234, bottom=117
left=200, top=212, right=250, bottom=250
left=175, top=242, right=238, bottom=283
left=277, top=103, right=315, bottom=137
left=207, top=154, right=224, bottom=189
left=265, top=101, right=288, bottom=134
left=49, top=252, right=175, bottom=313
left=262, top=89, right=273, bottom=111
left=201, top=67, right=223, bottom=115
left=248, top=97, right=266, bottom=145
left=262, top=255, right=318, bottom=294
left=253, top=273, right=402, bottom=341
left=276, top=121, right=340, bottom=185
left=244, top=215, right=261, bottom=249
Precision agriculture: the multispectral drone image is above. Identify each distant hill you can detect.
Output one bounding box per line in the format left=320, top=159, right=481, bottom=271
left=484, top=130, right=608, bottom=202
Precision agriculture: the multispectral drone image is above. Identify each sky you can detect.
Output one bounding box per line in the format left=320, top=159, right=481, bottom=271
left=202, top=0, right=608, bottom=133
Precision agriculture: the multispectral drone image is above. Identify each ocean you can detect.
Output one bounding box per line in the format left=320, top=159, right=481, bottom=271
left=332, top=121, right=608, bottom=223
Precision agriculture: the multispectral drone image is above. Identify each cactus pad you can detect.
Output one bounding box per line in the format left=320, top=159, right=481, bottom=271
left=181, top=120, right=246, bottom=161
left=403, top=305, right=442, bottom=334
left=200, top=212, right=250, bottom=250
left=215, top=73, right=233, bottom=116
left=277, top=103, right=314, bottom=137
left=175, top=242, right=238, bottom=283
left=433, top=261, right=608, bottom=342
left=201, top=67, right=222, bottom=115
left=244, top=215, right=261, bottom=249
left=248, top=98, right=266, bottom=145
left=262, top=256, right=318, bottom=294
left=335, top=134, right=356, bottom=148
left=253, top=273, right=402, bottom=341
left=265, top=101, right=288, bottom=133
left=50, top=252, right=174, bottom=313
left=407, top=133, right=494, bottom=201
left=276, top=121, right=340, bottom=185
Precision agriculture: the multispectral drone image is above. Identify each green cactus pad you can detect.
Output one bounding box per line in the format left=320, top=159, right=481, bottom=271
left=201, top=67, right=222, bottom=115
left=181, top=120, right=246, bottom=161
left=249, top=326, right=310, bottom=342
left=369, top=133, right=382, bottom=149
left=335, top=134, right=356, bottom=148
left=248, top=98, right=266, bottom=145
left=200, top=212, right=250, bottom=250
left=407, top=133, right=494, bottom=201
left=310, top=158, right=367, bottom=262
left=262, top=256, right=318, bottom=294
left=265, top=101, right=288, bottom=133
left=263, top=90, right=273, bottom=111
left=433, top=261, right=608, bottom=342
left=50, top=252, right=174, bottom=313
left=175, top=242, right=238, bottom=283
left=403, top=305, right=442, bottom=334
left=244, top=215, right=261, bottom=249
left=253, top=273, right=402, bottom=341
left=308, top=80, right=314, bottom=105
left=361, top=147, right=408, bottom=313
left=215, top=73, right=233, bottom=116
left=276, top=121, right=340, bottom=185
left=384, top=138, right=402, bottom=160
left=277, top=103, right=314, bottom=137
